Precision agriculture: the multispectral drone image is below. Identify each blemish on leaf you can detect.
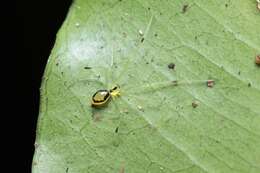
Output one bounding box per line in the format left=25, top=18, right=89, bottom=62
left=137, top=105, right=144, bottom=112
left=207, top=80, right=214, bottom=88
left=84, top=66, right=92, bottom=69
left=182, top=4, right=189, bottom=13
left=168, top=63, right=175, bottom=70
left=192, top=101, right=199, bottom=108
left=115, top=127, right=119, bottom=133
left=225, top=3, right=228, bottom=8
left=141, top=37, right=145, bottom=43
left=66, top=167, right=69, bottom=173
left=238, top=71, right=241, bottom=75
left=172, top=80, right=178, bottom=86
left=248, top=83, right=251, bottom=87
left=56, top=62, right=59, bottom=66
left=148, top=7, right=151, bottom=10
left=154, top=33, right=158, bottom=37
left=255, top=54, right=260, bottom=65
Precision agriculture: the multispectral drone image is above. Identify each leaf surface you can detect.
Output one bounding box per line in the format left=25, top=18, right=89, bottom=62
left=33, top=0, right=260, bottom=173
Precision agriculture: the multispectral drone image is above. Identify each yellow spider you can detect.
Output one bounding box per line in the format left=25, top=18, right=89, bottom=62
left=91, top=85, right=121, bottom=108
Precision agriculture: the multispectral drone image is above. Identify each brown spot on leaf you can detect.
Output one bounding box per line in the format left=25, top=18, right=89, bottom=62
left=168, top=63, right=175, bottom=69
left=192, top=101, right=199, bottom=108
left=182, top=4, right=189, bottom=13
left=207, top=80, right=214, bottom=88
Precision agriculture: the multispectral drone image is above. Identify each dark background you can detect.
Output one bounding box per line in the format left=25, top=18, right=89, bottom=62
left=17, top=0, right=72, bottom=171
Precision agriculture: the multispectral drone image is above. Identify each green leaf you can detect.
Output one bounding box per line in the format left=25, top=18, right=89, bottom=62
left=33, top=0, right=260, bottom=172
